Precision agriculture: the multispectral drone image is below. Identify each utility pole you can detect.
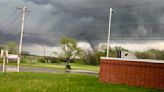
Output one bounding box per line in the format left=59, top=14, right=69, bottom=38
left=106, top=8, right=113, bottom=57
left=17, top=6, right=29, bottom=72
left=2, top=56, right=6, bottom=73
left=43, top=45, right=46, bottom=57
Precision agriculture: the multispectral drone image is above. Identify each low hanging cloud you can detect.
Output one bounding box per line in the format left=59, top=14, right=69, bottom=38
left=23, top=0, right=164, bottom=49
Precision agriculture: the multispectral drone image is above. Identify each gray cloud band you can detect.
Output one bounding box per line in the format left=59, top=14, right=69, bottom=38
left=23, top=0, right=164, bottom=49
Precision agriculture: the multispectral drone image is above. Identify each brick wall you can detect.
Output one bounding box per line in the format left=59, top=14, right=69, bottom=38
left=100, top=58, right=164, bottom=90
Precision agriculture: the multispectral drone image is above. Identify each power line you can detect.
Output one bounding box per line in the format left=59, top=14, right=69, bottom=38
left=24, top=32, right=57, bottom=36
left=20, top=22, right=164, bottom=27
left=0, top=19, right=20, bottom=33
left=0, top=12, right=20, bottom=33
left=23, top=32, right=164, bottom=41
left=0, top=32, right=20, bottom=43
left=0, top=2, right=17, bottom=8
left=0, top=8, right=17, bottom=25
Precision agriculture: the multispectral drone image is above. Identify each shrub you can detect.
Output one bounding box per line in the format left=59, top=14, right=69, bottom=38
left=38, top=57, right=64, bottom=63
left=21, top=56, right=38, bottom=64
left=135, top=49, right=164, bottom=60
left=81, top=51, right=103, bottom=65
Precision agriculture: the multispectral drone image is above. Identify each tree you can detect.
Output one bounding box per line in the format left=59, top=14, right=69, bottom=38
left=21, top=51, right=30, bottom=55
left=114, top=46, right=128, bottom=52
left=60, top=37, right=83, bottom=69
left=82, top=51, right=104, bottom=65
left=104, top=46, right=117, bottom=57
left=0, top=45, right=5, bottom=50
left=6, top=41, right=18, bottom=54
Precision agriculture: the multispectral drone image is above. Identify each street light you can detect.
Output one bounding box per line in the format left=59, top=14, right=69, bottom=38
left=106, top=8, right=114, bottom=57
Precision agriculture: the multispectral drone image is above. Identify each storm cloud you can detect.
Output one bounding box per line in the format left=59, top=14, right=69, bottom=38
left=24, top=0, right=164, bottom=48
left=2, top=0, right=164, bottom=50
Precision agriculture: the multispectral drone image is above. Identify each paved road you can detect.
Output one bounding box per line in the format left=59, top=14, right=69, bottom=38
left=0, top=65, right=99, bottom=76
left=0, top=65, right=63, bottom=73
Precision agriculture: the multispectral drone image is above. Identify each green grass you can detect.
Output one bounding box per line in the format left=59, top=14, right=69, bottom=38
left=20, top=62, right=100, bottom=72
left=0, top=72, right=162, bottom=92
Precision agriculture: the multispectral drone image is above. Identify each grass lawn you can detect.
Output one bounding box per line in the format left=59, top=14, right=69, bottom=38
left=0, top=72, right=162, bottom=92
left=20, top=62, right=100, bottom=72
